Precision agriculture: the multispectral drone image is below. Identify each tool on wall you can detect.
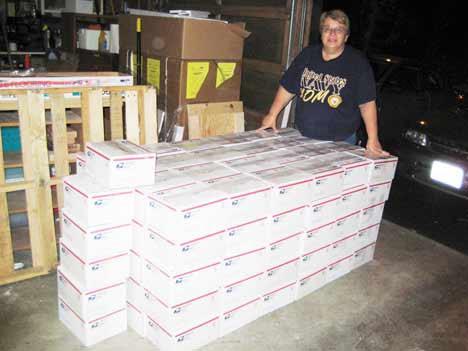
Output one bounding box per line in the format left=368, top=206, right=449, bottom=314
left=136, top=17, right=142, bottom=84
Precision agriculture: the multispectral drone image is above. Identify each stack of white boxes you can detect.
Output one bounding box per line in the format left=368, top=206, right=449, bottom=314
left=58, top=140, right=156, bottom=347
left=58, top=129, right=398, bottom=350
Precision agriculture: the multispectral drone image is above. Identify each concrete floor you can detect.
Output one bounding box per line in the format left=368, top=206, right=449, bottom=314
left=1, top=219, right=468, bottom=351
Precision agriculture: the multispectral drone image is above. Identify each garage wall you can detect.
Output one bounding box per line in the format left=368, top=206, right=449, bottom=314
left=166, top=0, right=315, bottom=130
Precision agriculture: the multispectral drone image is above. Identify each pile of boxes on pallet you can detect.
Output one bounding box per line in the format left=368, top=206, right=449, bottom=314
left=57, top=129, right=398, bottom=349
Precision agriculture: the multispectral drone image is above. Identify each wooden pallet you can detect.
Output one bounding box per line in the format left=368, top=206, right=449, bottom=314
left=0, top=86, right=157, bottom=285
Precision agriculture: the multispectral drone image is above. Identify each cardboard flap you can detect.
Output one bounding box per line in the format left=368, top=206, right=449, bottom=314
left=228, top=23, right=251, bottom=39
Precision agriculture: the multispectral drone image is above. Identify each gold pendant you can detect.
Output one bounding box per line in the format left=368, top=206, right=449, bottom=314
left=327, top=94, right=342, bottom=108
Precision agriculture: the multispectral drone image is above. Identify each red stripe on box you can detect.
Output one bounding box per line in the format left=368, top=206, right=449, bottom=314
left=312, top=196, right=340, bottom=207
left=63, top=181, right=88, bottom=198
left=62, top=213, right=86, bottom=234
left=270, top=231, right=302, bottom=246
left=88, top=308, right=126, bottom=324
left=224, top=297, right=260, bottom=315
left=315, top=170, right=344, bottom=179
left=134, top=189, right=146, bottom=196
left=263, top=281, right=296, bottom=297
left=180, top=230, right=224, bottom=246
left=132, top=219, right=143, bottom=227
left=144, top=259, right=170, bottom=278
left=205, top=172, right=242, bottom=182
left=225, top=272, right=263, bottom=289
left=91, top=190, right=133, bottom=199
left=342, top=186, right=367, bottom=196
left=300, top=267, right=327, bottom=281
left=147, top=315, right=173, bottom=337
left=267, top=257, right=299, bottom=272
left=303, top=243, right=331, bottom=257
left=130, top=249, right=140, bottom=257
left=90, top=223, right=131, bottom=234
left=60, top=242, right=85, bottom=265
left=148, top=228, right=175, bottom=246
left=356, top=242, right=376, bottom=253
left=227, top=217, right=267, bottom=230
left=89, top=252, right=127, bottom=265
left=147, top=198, right=177, bottom=212
left=129, top=276, right=141, bottom=286
left=370, top=180, right=392, bottom=187
left=144, top=288, right=169, bottom=308
left=114, top=156, right=155, bottom=161
left=307, top=221, right=335, bottom=233
left=332, top=233, right=357, bottom=245
left=58, top=270, right=82, bottom=294
left=273, top=205, right=306, bottom=218
left=329, top=254, right=353, bottom=266
left=336, top=210, right=360, bottom=221
left=231, top=187, right=271, bottom=200
left=344, top=162, right=371, bottom=169
left=359, top=223, right=380, bottom=232
left=278, top=178, right=314, bottom=189
left=175, top=317, right=219, bottom=338
left=59, top=298, right=84, bottom=323
left=363, top=201, right=385, bottom=211
left=86, top=145, right=110, bottom=160
left=224, top=247, right=265, bottom=261
left=375, top=159, right=397, bottom=165
left=181, top=197, right=227, bottom=212
left=172, top=290, right=218, bottom=309
left=126, top=301, right=142, bottom=314
left=86, top=281, right=125, bottom=295
left=174, top=262, right=220, bottom=278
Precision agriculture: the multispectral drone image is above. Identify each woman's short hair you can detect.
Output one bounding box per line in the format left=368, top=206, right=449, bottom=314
left=320, top=9, right=350, bottom=34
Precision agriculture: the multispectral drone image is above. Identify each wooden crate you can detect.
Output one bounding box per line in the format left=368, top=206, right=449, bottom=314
left=0, top=86, right=157, bottom=286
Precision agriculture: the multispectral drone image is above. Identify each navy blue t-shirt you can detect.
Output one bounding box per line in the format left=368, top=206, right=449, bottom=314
left=280, top=45, right=376, bottom=141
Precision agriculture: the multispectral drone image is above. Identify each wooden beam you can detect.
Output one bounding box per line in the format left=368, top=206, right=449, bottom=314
left=244, top=59, right=284, bottom=75
left=0, top=181, right=35, bottom=194
left=18, top=92, right=57, bottom=271
left=124, top=90, right=140, bottom=144
left=140, top=87, right=158, bottom=144
left=0, top=266, right=49, bottom=286
left=0, top=130, right=14, bottom=276
left=50, top=94, right=70, bottom=213
left=110, top=91, right=124, bottom=140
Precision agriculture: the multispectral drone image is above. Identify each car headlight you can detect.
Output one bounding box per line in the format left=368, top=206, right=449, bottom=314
left=404, top=129, right=428, bottom=146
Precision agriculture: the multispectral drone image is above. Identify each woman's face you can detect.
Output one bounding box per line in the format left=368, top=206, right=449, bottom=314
left=320, top=17, right=349, bottom=52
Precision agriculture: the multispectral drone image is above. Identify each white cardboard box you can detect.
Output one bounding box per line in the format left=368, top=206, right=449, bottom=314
left=264, top=258, right=299, bottom=294
left=221, top=154, right=281, bottom=173
left=355, top=223, right=380, bottom=249
left=127, top=301, right=146, bottom=338
left=59, top=239, right=129, bottom=290
left=326, top=152, right=371, bottom=189
left=251, top=166, right=315, bottom=214
left=348, top=150, right=398, bottom=183
left=351, top=242, right=376, bottom=270
left=61, top=209, right=131, bottom=261
left=326, top=255, right=353, bottom=283
left=270, top=206, right=307, bottom=243
left=146, top=183, right=227, bottom=243
left=58, top=298, right=127, bottom=347
left=76, top=152, right=86, bottom=174
left=133, top=170, right=194, bottom=225
left=220, top=297, right=260, bottom=337
left=144, top=289, right=219, bottom=336
left=367, top=181, right=392, bottom=207
left=308, top=195, right=341, bottom=229
left=222, top=247, right=266, bottom=286
left=143, top=258, right=220, bottom=306
left=296, top=267, right=328, bottom=300
left=85, top=140, right=156, bottom=189
left=57, top=267, right=126, bottom=322
left=145, top=227, right=224, bottom=272
left=191, top=146, right=246, bottom=162
left=360, top=202, right=385, bottom=229
left=63, top=173, right=134, bottom=227
left=206, top=173, right=272, bottom=226
left=142, top=142, right=185, bottom=157
left=156, top=153, right=210, bottom=171
left=129, top=249, right=143, bottom=282
left=225, top=218, right=268, bottom=258
left=287, top=158, right=344, bottom=201
left=335, top=210, right=361, bottom=241
left=302, top=222, right=336, bottom=256
left=175, top=162, right=240, bottom=182
left=221, top=272, right=264, bottom=312
left=146, top=315, right=219, bottom=351
left=131, top=219, right=145, bottom=254
left=261, top=282, right=297, bottom=316
left=339, top=185, right=368, bottom=215
left=267, top=232, right=303, bottom=265
left=77, top=29, right=101, bottom=50
left=299, top=244, right=331, bottom=278
left=66, top=0, right=94, bottom=14
left=328, top=234, right=358, bottom=261
left=127, top=277, right=145, bottom=311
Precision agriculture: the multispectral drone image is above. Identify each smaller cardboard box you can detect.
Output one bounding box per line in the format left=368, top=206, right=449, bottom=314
left=57, top=267, right=126, bottom=322
left=58, top=298, right=127, bottom=347
left=308, top=195, right=341, bottom=229
left=296, top=267, right=328, bottom=301
left=355, top=223, right=380, bottom=250
left=59, top=238, right=129, bottom=290
left=127, top=277, right=145, bottom=311
left=326, top=255, right=353, bottom=284
left=144, top=289, right=219, bottom=336
left=85, top=140, right=156, bottom=189
left=302, top=222, right=336, bottom=255
left=270, top=205, right=307, bottom=243
left=348, top=150, right=398, bottom=184
left=146, top=315, right=219, bottom=351
left=221, top=272, right=264, bottom=313
left=143, top=258, right=220, bottom=306
left=351, top=243, right=376, bottom=270
left=252, top=166, right=315, bottom=214
left=360, top=202, right=385, bottom=229
left=264, top=258, right=299, bottom=294
left=339, top=185, right=368, bottom=215
left=224, top=218, right=268, bottom=258
left=326, top=152, right=371, bottom=189
left=61, top=209, right=132, bottom=261
left=63, top=173, right=134, bottom=227
left=335, top=210, right=361, bottom=241
left=299, top=244, right=331, bottom=279
left=261, top=282, right=297, bottom=316
left=328, top=234, right=358, bottom=262
left=367, top=181, right=392, bottom=207
left=267, top=231, right=303, bottom=266
left=127, top=302, right=147, bottom=338
left=222, top=247, right=266, bottom=286
left=220, top=297, right=261, bottom=337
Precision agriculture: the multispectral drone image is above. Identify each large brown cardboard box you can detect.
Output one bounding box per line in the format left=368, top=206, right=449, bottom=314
left=119, top=13, right=249, bottom=60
